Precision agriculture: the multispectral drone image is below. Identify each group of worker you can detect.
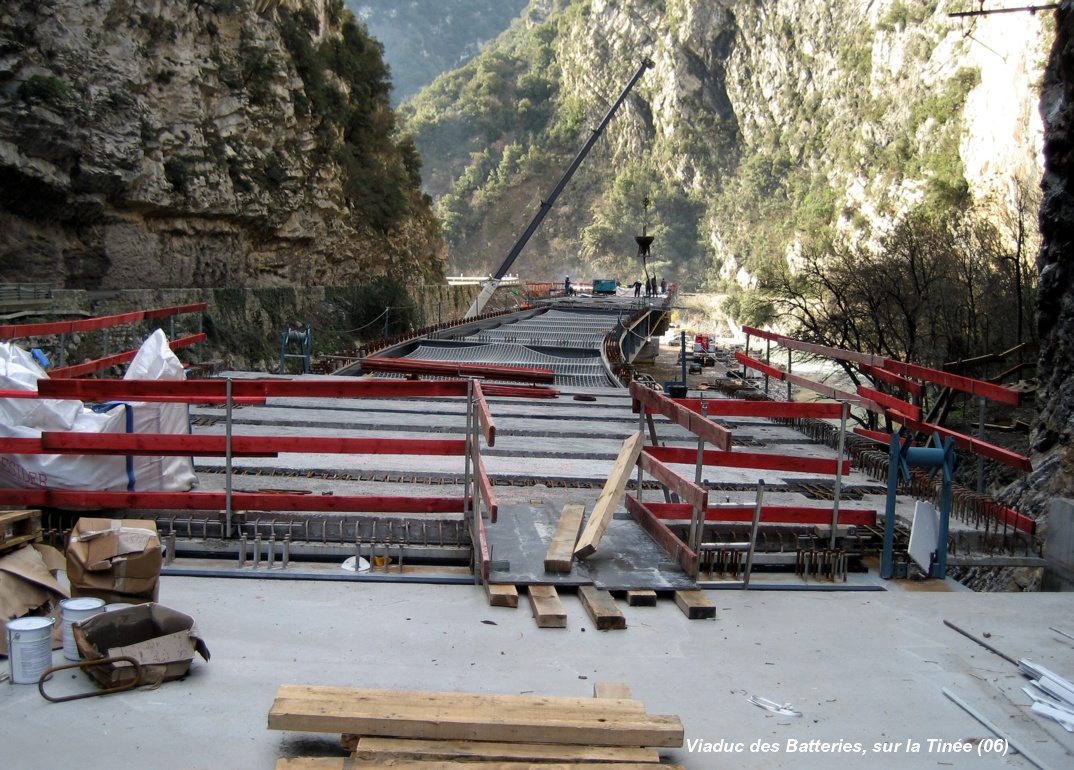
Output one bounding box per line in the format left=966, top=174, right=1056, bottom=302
left=562, top=276, right=667, bottom=297
left=632, top=276, right=666, bottom=297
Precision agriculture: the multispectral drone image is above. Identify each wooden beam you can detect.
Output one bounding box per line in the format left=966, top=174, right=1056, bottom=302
left=625, top=590, right=657, bottom=607
left=268, top=685, right=686, bottom=748
left=574, top=432, right=645, bottom=559
left=527, top=585, right=567, bottom=629
left=674, top=590, right=716, bottom=620
left=644, top=446, right=849, bottom=476
left=578, top=586, right=627, bottom=631
left=628, top=381, right=732, bottom=450
left=279, top=759, right=677, bottom=770
left=345, top=735, right=661, bottom=764
left=484, top=583, right=519, bottom=608
left=544, top=503, right=586, bottom=573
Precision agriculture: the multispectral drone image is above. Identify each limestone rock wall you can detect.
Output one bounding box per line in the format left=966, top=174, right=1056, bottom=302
left=0, top=0, right=445, bottom=290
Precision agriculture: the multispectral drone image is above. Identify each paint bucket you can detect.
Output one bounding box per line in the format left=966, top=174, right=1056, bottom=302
left=5, top=617, right=55, bottom=685
left=61, top=597, right=105, bottom=661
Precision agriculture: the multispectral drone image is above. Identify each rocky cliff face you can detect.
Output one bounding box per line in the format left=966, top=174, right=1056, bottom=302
left=0, top=0, right=445, bottom=290
left=1025, top=0, right=1074, bottom=521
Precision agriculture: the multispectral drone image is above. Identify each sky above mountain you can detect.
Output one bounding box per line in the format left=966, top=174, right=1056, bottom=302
left=345, top=0, right=528, bottom=103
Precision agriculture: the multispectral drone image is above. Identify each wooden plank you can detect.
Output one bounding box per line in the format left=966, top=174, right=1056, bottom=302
left=274, top=685, right=646, bottom=716
left=528, top=585, right=567, bottom=629
left=574, top=432, right=645, bottom=559
left=484, top=583, right=519, bottom=608
left=593, top=682, right=633, bottom=700
left=280, top=759, right=678, bottom=770
left=0, top=509, right=42, bottom=552
left=268, top=690, right=684, bottom=748
left=346, top=736, right=660, bottom=764
left=544, top=504, right=586, bottom=573
left=578, top=586, right=627, bottom=631
left=674, top=590, right=716, bottom=620
left=625, top=590, right=657, bottom=607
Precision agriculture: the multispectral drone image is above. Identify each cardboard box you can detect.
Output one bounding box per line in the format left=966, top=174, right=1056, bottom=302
left=73, top=603, right=209, bottom=686
left=0, top=543, right=68, bottom=655
left=66, top=518, right=161, bottom=603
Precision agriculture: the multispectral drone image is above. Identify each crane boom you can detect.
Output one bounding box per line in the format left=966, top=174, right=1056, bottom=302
left=464, top=57, right=655, bottom=318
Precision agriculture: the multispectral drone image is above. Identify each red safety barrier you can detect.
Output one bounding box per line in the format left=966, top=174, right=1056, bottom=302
left=360, top=356, right=556, bottom=384
left=0, top=303, right=207, bottom=340
left=642, top=502, right=878, bottom=527
left=644, top=446, right=850, bottom=476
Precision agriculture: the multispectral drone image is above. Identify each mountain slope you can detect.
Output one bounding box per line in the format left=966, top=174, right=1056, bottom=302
left=404, top=0, right=1048, bottom=291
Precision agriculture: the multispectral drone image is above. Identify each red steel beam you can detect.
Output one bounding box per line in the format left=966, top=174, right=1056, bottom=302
left=740, top=326, right=886, bottom=367
left=735, top=352, right=883, bottom=411
left=883, top=359, right=1022, bottom=405
left=857, top=385, right=921, bottom=421
left=480, top=384, right=559, bottom=399
left=0, top=489, right=466, bottom=514
left=629, top=381, right=732, bottom=450
left=637, top=450, right=708, bottom=508
left=38, top=378, right=470, bottom=401
left=472, top=381, right=496, bottom=447
left=676, top=398, right=845, bottom=419
left=361, top=356, right=556, bottom=384
left=644, top=446, right=849, bottom=476
left=0, top=303, right=207, bottom=340
left=47, top=333, right=207, bottom=379
left=38, top=433, right=466, bottom=458
left=626, top=494, right=697, bottom=576
left=859, top=363, right=924, bottom=399
left=472, top=448, right=498, bottom=523
left=643, top=502, right=878, bottom=526
left=890, top=409, right=1033, bottom=473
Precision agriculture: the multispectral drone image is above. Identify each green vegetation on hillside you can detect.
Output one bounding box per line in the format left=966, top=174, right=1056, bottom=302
left=276, top=3, right=428, bottom=233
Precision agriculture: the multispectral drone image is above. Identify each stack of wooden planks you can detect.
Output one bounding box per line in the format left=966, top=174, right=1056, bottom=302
left=268, top=682, right=685, bottom=769
left=0, top=509, right=41, bottom=554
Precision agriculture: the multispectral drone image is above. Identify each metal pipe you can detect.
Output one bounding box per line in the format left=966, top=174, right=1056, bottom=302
left=830, top=401, right=848, bottom=551
left=743, top=480, right=765, bottom=590
left=225, top=377, right=233, bottom=537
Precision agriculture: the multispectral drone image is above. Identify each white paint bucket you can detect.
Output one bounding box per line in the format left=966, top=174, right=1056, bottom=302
left=60, top=597, right=105, bottom=661
left=5, top=617, right=55, bottom=685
